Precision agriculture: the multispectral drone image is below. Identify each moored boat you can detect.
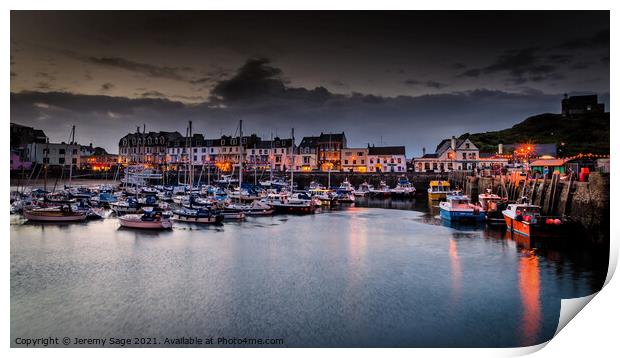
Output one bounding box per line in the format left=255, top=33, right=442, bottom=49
left=173, top=207, right=224, bottom=224
left=390, top=176, right=416, bottom=198
left=428, top=180, right=451, bottom=201
left=118, top=210, right=172, bottom=230
left=353, top=182, right=373, bottom=197
left=369, top=181, right=391, bottom=198
left=23, top=205, right=87, bottom=222
left=271, top=192, right=318, bottom=214
left=439, top=195, right=485, bottom=222
left=502, top=204, right=565, bottom=238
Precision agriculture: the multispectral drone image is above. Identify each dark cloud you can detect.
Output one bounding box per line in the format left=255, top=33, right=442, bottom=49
left=101, top=82, right=115, bottom=91
left=211, top=58, right=286, bottom=102
left=86, top=56, right=192, bottom=81
left=452, top=63, right=467, bottom=69
left=570, top=62, right=593, bottom=70
left=36, top=71, right=56, bottom=81
left=140, top=90, right=167, bottom=98
left=555, top=29, right=609, bottom=50
left=403, top=79, right=448, bottom=89
left=546, top=54, right=573, bottom=64
left=459, top=69, right=481, bottom=78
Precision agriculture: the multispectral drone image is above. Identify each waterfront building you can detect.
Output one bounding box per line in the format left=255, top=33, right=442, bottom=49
left=413, top=136, right=480, bottom=173
left=367, top=145, right=406, bottom=173
left=26, top=141, right=82, bottom=167
left=118, top=129, right=183, bottom=166
left=81, top=153, right=119, bottom=171
left=316, top=132, right=347, bottom=171
left=10, top=122, right=47, bottom=163
left=341, top=148, right=369, bottom=173
left=297, top=136, right=319, bottom=172
left=10, top=150, right=32, bottom=171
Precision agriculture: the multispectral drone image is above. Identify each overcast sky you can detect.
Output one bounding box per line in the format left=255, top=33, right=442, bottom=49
left=10, top=11, right=609, bottom=155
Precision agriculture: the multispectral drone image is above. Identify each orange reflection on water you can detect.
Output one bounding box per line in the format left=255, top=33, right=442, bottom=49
left=449, top=239, right=461, bottom=304
left=518, top=251, right=542, bottom=346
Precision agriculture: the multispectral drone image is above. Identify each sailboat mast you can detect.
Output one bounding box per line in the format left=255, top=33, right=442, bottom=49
left=189, top=121, right=193, bottom=191
left=270, top=132, right=273, bottom=182
left=68, top=125, right=75, bottom=187
left=290, top=128, right=294, bottom=190
left=239, top=119, right=243, bottom=188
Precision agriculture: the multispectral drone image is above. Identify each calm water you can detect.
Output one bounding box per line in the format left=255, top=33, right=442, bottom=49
left=10, top=198, right=607, bottom=347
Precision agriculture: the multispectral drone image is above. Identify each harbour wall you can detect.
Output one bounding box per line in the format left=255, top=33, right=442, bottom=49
left=448, top=171, right=610, bottom=245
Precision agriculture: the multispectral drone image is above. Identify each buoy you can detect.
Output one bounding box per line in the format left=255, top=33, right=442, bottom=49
left=554, top=219, right=562, bottom=225
left=546, top=218, right=553, bottom=225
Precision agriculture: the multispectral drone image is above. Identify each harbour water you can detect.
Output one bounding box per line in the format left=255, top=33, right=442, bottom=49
left=10, top=198, right=607, bottom=347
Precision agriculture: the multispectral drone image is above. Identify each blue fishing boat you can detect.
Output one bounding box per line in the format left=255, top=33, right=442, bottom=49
left=439, top=195, right=485, bottom=222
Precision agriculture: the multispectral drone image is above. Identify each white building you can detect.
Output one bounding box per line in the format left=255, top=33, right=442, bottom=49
left=367, top=146, right=407, bottom=173
left=413, top=136, right=508, bottom=172
left=26, top=141, right=82, bottom=166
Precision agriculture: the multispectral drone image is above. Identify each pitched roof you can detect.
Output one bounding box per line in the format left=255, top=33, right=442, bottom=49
left=421, top=153, right=439, bottom=158
left=368, top=146, right=406, bottom=155
left=299, top=136, right=319, bottom=147
left=317, top=132, right=346, bottom=142
left=530, top=159, right=566, bottom=167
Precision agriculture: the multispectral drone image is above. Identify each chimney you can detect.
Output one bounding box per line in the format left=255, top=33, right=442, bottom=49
left=422, top=147, right=426, bottom=156
left=498, top=143, right=503, bottom=154
left=451, top=136, right=456, bottom=150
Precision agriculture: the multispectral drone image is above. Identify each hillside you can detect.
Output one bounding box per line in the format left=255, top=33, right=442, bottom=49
left=460, top=112, right=610, bottom=157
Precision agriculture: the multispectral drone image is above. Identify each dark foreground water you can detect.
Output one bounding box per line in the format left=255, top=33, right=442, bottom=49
left=10, top=198, right=607, bottom=347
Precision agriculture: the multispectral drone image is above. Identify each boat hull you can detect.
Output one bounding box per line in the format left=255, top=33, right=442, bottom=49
left=428, top=192, right=447, bottom=201
left=503, top=215, right=564, bottom=238
left=23, top=211, right=87, bottom=222
left=119, top=216, right=172, bottom=229
left=272, top=204, right=317, bottom=215
left=173, top=213, right=224, bottom=224
left=439, top=208, right=485, bottom=222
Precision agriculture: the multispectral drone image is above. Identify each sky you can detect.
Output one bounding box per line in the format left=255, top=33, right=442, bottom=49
left=10, top=11, right=610, bottom=156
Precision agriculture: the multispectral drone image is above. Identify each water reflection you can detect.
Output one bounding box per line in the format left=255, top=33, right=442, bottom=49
left=449, top=239, right=461, bottom=306
left=518, top=250, right=542, bottom=346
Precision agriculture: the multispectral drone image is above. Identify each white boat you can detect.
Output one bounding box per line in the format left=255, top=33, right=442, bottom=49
left=353, top=182, right=373, bottom=197
left=110, top=198, right=141, bottom=215
left=369, top=181, right=391, bottom=198
left=337, top=178, right=355, bottom=192
left=390, top=176, right=416, bottom=197
left=23, top=206, right=87, bottom=222
left=119, top=210, right=172, bottom=229
left=228, top=200, right=274, bottom=216
left=271, top=192, right=318, bottom=214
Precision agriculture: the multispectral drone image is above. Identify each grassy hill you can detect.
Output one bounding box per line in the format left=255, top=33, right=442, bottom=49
left=460, top=112, right=610, bottom=157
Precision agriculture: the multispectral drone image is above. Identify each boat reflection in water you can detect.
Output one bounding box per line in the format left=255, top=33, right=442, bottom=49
left=518, top=249, right=542, bottom=347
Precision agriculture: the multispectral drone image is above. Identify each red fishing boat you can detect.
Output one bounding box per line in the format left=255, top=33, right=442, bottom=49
left=502, top=204, right=565, bottom=238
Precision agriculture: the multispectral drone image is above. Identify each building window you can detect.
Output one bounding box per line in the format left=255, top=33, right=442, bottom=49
left=462, top=153, right=467, bottom=159
left=397, top=158, right=401, bottom=163
left=361, top=160, right=365, bottom=164
left=344, top=159, right=349, bottom=165
left=59, top=149, right=66, bottom=155
left=59, top=158, right=65, bottom=164
left=72, top=158, right=77, bottom=164
left=465, top=143, right=470, bottom=149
